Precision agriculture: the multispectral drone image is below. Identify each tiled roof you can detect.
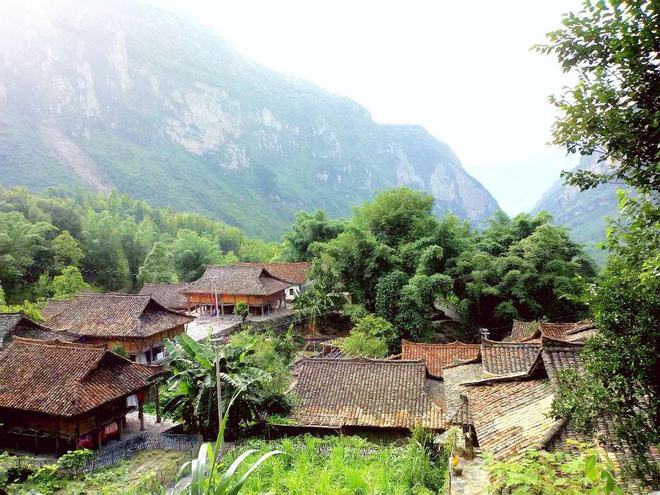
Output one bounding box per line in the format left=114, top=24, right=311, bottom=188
left=0, top=313, right=77, bottom=347
left=442, top=362, right=484, bottom=424
left=465, top=378, right=558, bottom=459
left=481, top=339, right=542, bottom=376
left=235, top=262, right=311, bottom=285
left=539, top=320, right=595, bottom=343
left=503, top=320, right=540, bottom=342
left=291, top=358, right=445, bottom=429
left=181, top=265, right=290, bottom=296
left=46, top=293, right=193, bottom=338
left=540, top=337, right=585, bottom=385
left=401, top=340, right=480, bottom=378
left=0, top=338, right=159, bottom=417
left=41, top=299, right=73, bottom=319
left=138, top=283, right=189, bottom=310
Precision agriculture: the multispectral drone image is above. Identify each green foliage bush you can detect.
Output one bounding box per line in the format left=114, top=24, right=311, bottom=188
left=486, top=443, right=622, bottom=495
left=334, top=314, right=397, bottom=358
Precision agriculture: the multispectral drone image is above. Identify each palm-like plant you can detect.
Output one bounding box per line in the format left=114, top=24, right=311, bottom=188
left=175, top=388, right=283, bottom=495
left=163, top=334, right=270, bottom=439
left=293, top=284, right=344, bottom=333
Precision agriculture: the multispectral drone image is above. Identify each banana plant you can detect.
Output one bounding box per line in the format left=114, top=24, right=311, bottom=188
left=174, top=386, right=282, bottom=495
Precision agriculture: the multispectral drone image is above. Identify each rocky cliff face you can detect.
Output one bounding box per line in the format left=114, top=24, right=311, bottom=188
left=0, top=0, right=499, bottom=238
left=531, top=155, right=626, bottom=264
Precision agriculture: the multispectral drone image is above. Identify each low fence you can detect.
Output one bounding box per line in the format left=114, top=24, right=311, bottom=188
left=71, top=432, right=202, bottom=475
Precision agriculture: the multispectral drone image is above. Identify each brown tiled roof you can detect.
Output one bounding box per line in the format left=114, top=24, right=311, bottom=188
left=41, top=299, right=73, bottom=319
left=465, top=378, right=558, bottom=459
left=0, top=338, right=159, bottom=417
left=138, top=283, right=188, bottom=310
left=481, top=339, right=542, bottom=376
left=235, top=262, right=311, bottom=285
left=182, top=265, right=290, bottom=296
left=401, top=340, right=480, bottom=378
left=0, top=313, right=77, bottom=347
left=503, top=320, right=596, bottom=343
left=540, top=337, right=585, bottom=385
left=45, top=293, right=192, bottom=339
left=503, top=320, right=540, bottom=342
left=442, top=362, right=484, bottom=424
left=539, top=320, right=596, bottom=343
left=291, top=358, right=445, bottom=429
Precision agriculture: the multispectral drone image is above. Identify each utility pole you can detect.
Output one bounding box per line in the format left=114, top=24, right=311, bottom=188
left=215, top=346, right=222, bottom=426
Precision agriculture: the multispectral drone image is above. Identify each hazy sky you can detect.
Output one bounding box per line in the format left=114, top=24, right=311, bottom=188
left=167, top=0, right=583, bottom=214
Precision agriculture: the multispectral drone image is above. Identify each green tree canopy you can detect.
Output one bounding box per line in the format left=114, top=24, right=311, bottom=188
left=282, top=210, right=345, bottom=261
left=51, top=230, right=85, bottom=271
left=137, top=241, right=177, bottom=284
left=52, top=266, right=92, bottom=300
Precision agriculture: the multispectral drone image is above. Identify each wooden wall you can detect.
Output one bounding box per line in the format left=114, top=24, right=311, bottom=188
left=185, top=291, right=285, bottom=307
left=85, top=325, right=185, bottom=354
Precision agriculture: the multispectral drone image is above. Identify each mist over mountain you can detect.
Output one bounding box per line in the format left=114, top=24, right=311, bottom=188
left=532, top=155, right=626, bottom=265
left=0, top=0, right=499, bottom=239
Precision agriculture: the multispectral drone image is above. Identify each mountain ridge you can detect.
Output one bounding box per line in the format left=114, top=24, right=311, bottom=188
left=0, top=0, right=499, bottom=239
left=531, top=155, right=625, bottom=265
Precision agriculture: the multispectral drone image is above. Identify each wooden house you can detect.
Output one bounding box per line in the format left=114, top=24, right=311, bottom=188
left=236, top=262, right=312, bottom=300
left=181, top=265, right=291, bottom=316
left=43, top=293, right=193, bottom=363
left=0, top=313, right=77, bottom=349
left=0, top=338, right=161, bottom=454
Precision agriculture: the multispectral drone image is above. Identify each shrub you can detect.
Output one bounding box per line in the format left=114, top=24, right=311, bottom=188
left=486, top=442, right=622, bottom=495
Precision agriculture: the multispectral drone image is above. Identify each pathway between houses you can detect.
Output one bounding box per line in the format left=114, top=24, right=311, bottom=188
left=449, top=455, right=490, bottom=495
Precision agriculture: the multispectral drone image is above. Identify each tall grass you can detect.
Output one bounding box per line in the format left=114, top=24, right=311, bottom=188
left=217, top=433, right=448, bottom=495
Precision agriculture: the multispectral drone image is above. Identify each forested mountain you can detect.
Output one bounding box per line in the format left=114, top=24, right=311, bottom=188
left=531, top=155, right=626, bottom=264
left=0, top=0, right=499, bottom=239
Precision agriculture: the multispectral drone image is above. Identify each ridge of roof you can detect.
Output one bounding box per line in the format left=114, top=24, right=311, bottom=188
left=541, top=336, right=586, bottom=348
left=482, top=337, right=541, bottom=348
left=442, top=355, right=482, bottom=370
left=461, top=371, right=539, bottom=386
left=402, top=339, right=479, bottom=348
left=303, top=356, right=426, bottom=366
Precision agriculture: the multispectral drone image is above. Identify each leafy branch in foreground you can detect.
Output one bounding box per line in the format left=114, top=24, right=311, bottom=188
left=486, top=442, right=622, bottom=495
left=175, top=387, right=282, bottom=495
left=535, top=0, right=660, bottom=193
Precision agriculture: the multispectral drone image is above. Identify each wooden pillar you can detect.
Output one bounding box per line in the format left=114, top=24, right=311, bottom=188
left=261, top=306, right=264, bottom=316
left=55, top=418, right=60, bottom=456
left=74, top=420, right=80, bottom=449
left=96, top=417, right=103, bottom=451
left=221, top=303, right=224, bottom=316
left=117, top=418, right=124, bottom=440
left=155, top=385, right=161, bottom=423
left=138, top=400, right=145, bottom=431
left=214, top=292, right=220, bottom=326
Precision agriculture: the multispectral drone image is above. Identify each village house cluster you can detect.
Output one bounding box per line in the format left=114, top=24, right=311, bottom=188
left=0, top=262, right=310, bottom=454
left=0, top=263, right=646, bottom=488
